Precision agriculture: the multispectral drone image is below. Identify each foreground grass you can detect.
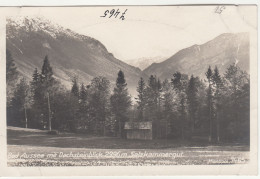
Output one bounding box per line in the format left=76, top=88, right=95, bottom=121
left=7, top=126, right=249, bottom=166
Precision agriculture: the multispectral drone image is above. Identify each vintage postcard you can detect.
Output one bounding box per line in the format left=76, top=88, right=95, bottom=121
left=0, top=4, right=258, bottom=176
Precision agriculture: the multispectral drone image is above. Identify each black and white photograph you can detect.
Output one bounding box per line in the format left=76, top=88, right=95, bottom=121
left=0, top=4, right=258, bottom=176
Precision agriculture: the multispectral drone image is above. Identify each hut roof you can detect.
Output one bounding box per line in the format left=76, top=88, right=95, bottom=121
left=124, top=121, right=152, bottom=130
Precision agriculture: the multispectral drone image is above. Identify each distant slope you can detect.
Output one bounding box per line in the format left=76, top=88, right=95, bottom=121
left=124, top=56, right=167, bottom=70
left=6, top=17, right=147, bottom=96
left=144, top=33, right=249, bottom=80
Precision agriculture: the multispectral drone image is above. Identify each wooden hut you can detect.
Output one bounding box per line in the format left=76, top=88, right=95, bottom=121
left=124, top=121, right=153, bottom=140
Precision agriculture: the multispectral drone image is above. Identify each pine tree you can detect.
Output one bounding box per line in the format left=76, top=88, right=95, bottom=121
left=148, top=75, right=157, bottom=91
left=224, top=64, right=249, bottom=141
left=136, top=77, right=146, bottom=120
left=212, top=66, right=223, bottom=142
left=162, top=79, right=174, bottom=115
left=31, top=68, right=42, bottom=104
left=110, top=70, right=131, bottom=137
left=78, top=83, right=89, bottom=129
left=213, top=66, right=223, bottom=87
left=171, top=72, right=185, bottom=91
left=161, top=79, right=176, bottom=138
left=10, top=78, right=30, bottom=127
left=237, top=80, right=250, bottom=143
left=171, top=72, right=188, bottom=139
left=30, top=68, right=44, bottom=128
left=187, top=75, right=198, bottom=134
left=41, top=55, right=53, bottom=82
left=67, top=77, right=80, bottom=131
left=32, top=68, right=40, bottom=85
left=142, top=75, right=163, bottom=138
left=79, top=83, right=87, bottom=103
left=157, top=78, right=162, bottom=116
left=71, top=77, right=79, bottom=97
left=116, top=70, right=127, bottom=88
left=41, top=55, right=55, bottom=130
left=89, top=76, right=111, bottom=135
left=206, top=66, right=214, bottom=142
left=145, top=75, right=158, bottom=121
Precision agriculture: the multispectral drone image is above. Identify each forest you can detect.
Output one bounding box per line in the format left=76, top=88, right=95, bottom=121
left=6, top=49, right=250, bottom=144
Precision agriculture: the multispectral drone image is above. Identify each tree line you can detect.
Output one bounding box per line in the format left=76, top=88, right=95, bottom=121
left=7, top=50, right=250, bottom=143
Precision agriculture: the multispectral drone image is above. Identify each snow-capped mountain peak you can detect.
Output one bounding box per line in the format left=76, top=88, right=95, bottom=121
left=7, top=16, right=80, bottom=39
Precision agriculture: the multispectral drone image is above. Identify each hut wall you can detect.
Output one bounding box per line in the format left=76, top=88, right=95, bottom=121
left=126, top=129, right=152, bottom=140
left=125, top=121, right=153, bottom=140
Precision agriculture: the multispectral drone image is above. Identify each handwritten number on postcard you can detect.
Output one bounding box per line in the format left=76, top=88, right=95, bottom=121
left=215, top=6, right=225, bottom=14
left=101, top=9, right=128, bottom=20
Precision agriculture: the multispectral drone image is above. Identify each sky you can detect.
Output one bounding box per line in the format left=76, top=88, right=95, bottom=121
left=3, top=5, right=257, bottom=61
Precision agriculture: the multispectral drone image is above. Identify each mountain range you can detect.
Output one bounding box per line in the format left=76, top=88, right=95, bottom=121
left=6, top=17, right=249, bottom=97
left=7, top=17, right=148, bottom=96
left=144, top=33, right=249, bottom=80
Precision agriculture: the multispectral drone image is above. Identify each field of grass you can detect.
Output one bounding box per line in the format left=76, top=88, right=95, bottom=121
left=7, top=126, right=249, bottom=166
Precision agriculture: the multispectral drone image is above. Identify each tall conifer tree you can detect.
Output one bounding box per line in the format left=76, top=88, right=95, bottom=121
left=187, top=75, right=198, bottom=134
left=136, top=77, right=146, bottom=120
left=110, top=70, right=131, bottom=137
left=206, top=66, right=213, bottom=142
